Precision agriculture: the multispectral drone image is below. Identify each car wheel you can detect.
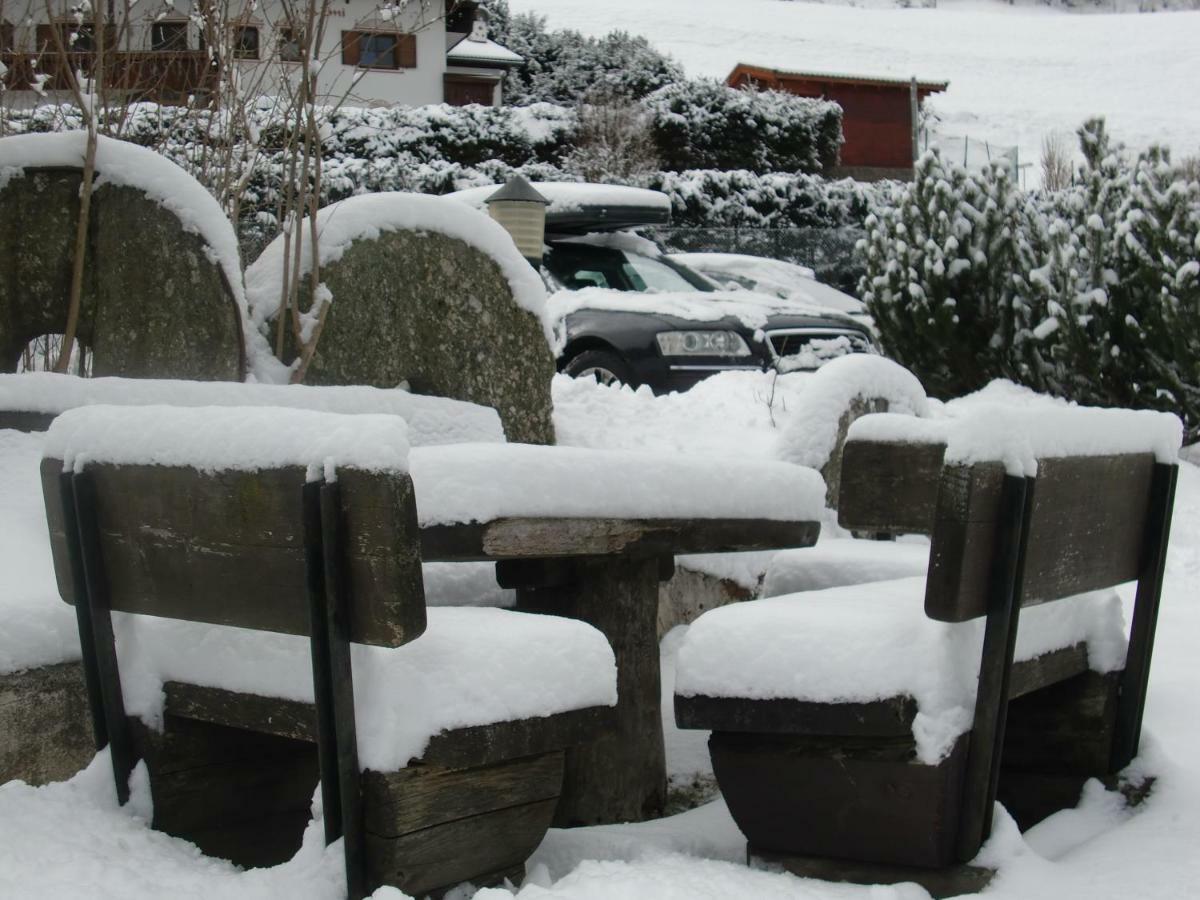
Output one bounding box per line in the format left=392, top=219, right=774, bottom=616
left=564, top=349, right=636, bottom=388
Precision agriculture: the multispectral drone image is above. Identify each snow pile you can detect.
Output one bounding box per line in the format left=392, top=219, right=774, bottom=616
left=0, top=430, right=78, bottom=674
left=776, top=354, right=928, bottom=469
left=850, top=403, right=1183, bottom=476
left=0, top=132, right=283, bottom=382
left=448, top=181, right=672, bottom=215
left=761, top=537, right=929, bottom=597
left=113, top=606, right=615, bottom=771
left=676, top=578, right=1128, bottom=763
left=552, top=371, right=813, bottom=460
left=244, top=192, right=548, bottom=339
left=410, top=442, right=826, bottom=526
left=0, top=372, right=505, bottom=447
left=44, top=405, right=410, bottom=480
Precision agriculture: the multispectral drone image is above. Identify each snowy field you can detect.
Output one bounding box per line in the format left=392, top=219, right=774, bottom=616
left=509, top=0, right=1200, bottom=185
left=2, top=372, right=1200, bottom=898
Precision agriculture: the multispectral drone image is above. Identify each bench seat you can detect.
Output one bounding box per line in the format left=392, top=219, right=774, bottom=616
left=676, top=577, right=1126, bottom=763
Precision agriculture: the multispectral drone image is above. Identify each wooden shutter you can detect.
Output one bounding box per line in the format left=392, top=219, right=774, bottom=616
left=36, top=23, right=55, bottom=52
left=341, top=30, right=360, bottom=66
left=396, top=32, right=416, bottom=68
left=1, top=22, right=15, bottom=52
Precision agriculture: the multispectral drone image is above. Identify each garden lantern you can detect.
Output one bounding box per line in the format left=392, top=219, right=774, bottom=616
left=484, top=175, right=548, bottom=266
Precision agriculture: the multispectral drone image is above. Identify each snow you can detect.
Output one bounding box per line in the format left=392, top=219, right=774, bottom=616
left=675, top=578, right=1129, bottom=763
left=850, top=402, right=1183, bottom=476
left=110, top=606, right=616, bottom=772
left=776, top=354, right=929, bottom=469
left=546, top=286, right=853, bottom=333
left=0, top=372, right=506, bottom=447
left=666, top=252, right=867, bottom=317
left=0, top=430, right=79, bottom=674
left=762, top=537, right=930, bottom=597
left=446, top=36, right=524, bottom=64
left=0, top=132, right=282, bottom=382
left=508, top=0, right=1200, bottom=187
left=410, top=442, right=826, bottom=526
left=43, top=405, right=410, bottom=480
left=243, top=191, right=550, bottom=341
left=448, top=181, right=672, bottom=215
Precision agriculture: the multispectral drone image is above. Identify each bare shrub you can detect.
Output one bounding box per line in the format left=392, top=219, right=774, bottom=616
left=564, top=88, right=658, bottom=184
left=1040, top=130, right=1074, bottom=191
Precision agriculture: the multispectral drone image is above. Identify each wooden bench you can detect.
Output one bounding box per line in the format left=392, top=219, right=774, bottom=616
left=39, top=406, right=614, bottom=899
left=675, top=424, right=1179, bottom=896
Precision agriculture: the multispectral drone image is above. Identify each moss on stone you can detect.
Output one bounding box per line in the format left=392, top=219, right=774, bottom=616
left=289, top=229, right=556, bottom=445
left=0, top=169, right=244, bottom=380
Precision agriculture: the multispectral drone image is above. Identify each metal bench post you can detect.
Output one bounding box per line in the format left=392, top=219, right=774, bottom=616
left=1112, top=462, right=1179, bottom=770
left=69, top=469, right=136, bottom=805
left=304, top=479, right=366, bottom=900
left=956, top=474, right=1035, bottom=862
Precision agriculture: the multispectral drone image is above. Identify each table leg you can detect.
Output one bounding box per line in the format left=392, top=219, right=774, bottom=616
left=514, top=556, right=665, bottom=826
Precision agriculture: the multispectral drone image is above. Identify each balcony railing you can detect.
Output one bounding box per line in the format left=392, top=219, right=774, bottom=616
left=1, top=50, right=219, bottom=102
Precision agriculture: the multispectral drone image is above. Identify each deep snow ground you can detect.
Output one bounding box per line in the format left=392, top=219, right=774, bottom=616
left=509, top=0, right=1200, bottom=186
left=0, top=458, right=1198, bottom=899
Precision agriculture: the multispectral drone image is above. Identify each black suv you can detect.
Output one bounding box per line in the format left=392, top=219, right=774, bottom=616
left=449, top=182, right=874, bottom=394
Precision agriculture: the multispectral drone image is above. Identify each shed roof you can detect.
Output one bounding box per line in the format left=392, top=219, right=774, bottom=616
left=728, top=63, right=948, bottom=93
left=446, top=35, right=523, bottom=67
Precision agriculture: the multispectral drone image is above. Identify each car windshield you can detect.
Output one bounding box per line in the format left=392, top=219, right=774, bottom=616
left=545, top=245, right=713, bottom=293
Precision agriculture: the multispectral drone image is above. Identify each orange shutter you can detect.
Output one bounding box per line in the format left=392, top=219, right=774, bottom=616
left=341, top=30, right=360, bottom=66
left=396, top=33, right=416, bottom=68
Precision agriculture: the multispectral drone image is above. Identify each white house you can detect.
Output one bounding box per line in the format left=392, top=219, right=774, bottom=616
left=0, top=0, right=523, bottom=107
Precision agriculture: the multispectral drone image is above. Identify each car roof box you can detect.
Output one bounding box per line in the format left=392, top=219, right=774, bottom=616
left=446, top=182, right=672, bottom=234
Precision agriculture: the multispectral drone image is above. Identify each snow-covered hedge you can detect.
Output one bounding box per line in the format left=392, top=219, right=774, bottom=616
left=861, top=119, right=1200, bottom=441
left=642, top=80, right=843, bottom=175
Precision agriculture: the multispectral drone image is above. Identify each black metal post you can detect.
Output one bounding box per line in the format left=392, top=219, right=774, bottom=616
left=320, top=481, right=366, bottom=900
left=956, top=474, right=1034, bottom=862
left=71, top=469, right=136, bottom=805
left=303, top=479, right=343, bottom=846
left=1111, top=462, right=1179, bottom=770
left=59, top=470, right=107, bottom=750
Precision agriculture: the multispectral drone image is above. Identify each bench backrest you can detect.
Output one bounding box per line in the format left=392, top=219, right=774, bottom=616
left=41, top=458, right=426, bottom=648
left=840, top=440, right=1161, bottom=623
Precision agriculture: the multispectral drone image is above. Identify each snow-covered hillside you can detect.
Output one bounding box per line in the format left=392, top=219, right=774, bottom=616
left=509, top=0, right=1200, bottom=185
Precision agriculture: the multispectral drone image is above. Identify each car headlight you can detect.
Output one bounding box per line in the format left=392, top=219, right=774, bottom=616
left=656, top=331, right=752, bottom=357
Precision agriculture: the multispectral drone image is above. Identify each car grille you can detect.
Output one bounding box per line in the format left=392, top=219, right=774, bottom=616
left=768, top=330, right=869, bottom=357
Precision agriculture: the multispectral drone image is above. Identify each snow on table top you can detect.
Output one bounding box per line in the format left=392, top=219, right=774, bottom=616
left=410, top=442, right=826, bottom=527
left=43, top=405, right=410, bottom=479
left=447, top=181, right=672, bottom=214
left=0, top=132, right=283, bottom=382
left=0, top=430, right=79, bottom=675
left=676, top=577, right=1128, bottom=763
left=243, top=191, right=549, bottom=337
left=776, top=354, right=928, bottom=469
left=849, top=400, right=1183, bottom=476
left=114, top=606, right=616, bottom=771
left=0, top=371, right=504, bottom=447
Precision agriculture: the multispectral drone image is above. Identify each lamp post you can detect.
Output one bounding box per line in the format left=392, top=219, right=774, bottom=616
left=484, top=175, right=549, bottom=267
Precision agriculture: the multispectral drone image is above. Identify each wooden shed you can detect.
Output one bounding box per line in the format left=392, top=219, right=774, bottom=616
left=726, top=64, right=948, bottom=181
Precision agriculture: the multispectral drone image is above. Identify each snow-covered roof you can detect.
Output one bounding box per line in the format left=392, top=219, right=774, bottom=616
left=446, top=35, right=523, bottom=67
left=728, top=62, right=949, bottom=92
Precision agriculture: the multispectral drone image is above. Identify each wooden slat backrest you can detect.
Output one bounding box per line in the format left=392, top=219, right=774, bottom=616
left=839, top=440, right=1158, bottom=623
left=41, top=457, right=426, bottom=647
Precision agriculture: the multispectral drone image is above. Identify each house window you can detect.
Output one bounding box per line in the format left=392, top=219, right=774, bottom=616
left=151, top=21, right=188, bottom=52
left=233, top=25, right=259, bottom=59
left=341, top=31, right=416, bottom=69
left=277, top=26, right=304, bottom=62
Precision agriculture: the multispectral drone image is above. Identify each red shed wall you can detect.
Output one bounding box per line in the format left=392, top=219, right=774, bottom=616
left=778, top=77, right=915, bottom=169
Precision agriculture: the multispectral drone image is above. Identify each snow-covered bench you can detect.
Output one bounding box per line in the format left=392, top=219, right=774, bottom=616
left=38, top=405, right=617, bottom=899
left=675, top=405, right=1182, bottom=895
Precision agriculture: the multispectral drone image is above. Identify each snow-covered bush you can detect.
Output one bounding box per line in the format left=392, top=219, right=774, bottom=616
left=863, top=120, right=1200, bottom=440
left=484, top=1, right=683, bottom=105
left=642, top=79, right=843, bottom=175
